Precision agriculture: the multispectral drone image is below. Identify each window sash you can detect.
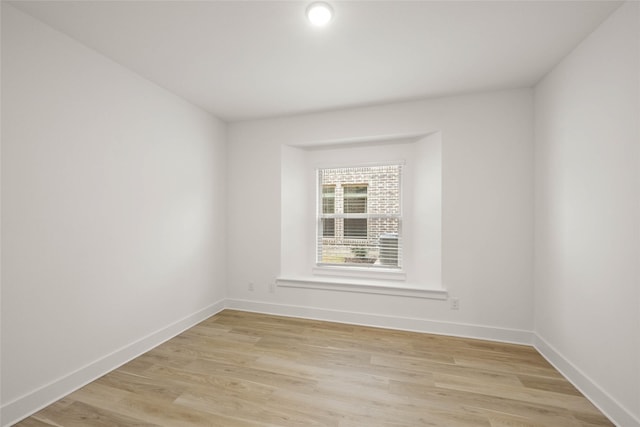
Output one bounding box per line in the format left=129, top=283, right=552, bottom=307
left=316, top=164, right=403, bottom=269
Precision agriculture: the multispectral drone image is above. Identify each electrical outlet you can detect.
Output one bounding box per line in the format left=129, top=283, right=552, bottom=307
left=450, top=297, right=460, bottom=310
left=248, top=282, right=254, bottom=291
left=269, top=282, right=275, bottom=293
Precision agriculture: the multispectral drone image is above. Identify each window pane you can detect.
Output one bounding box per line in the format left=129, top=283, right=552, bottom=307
left=344, top=185, right=367, bottom=195
left=344, top=218, right=367, bottom=238
left=322, top=185, right=335, bottom=214
left=379, top=232, right=399, bottom=266
left=343, top=185, right=367, bottom=213
left=343, top=197, right=366, bottom=213
left=323, top=198, right=335, bottom=214
left=322, top=218, right=335, bottom=237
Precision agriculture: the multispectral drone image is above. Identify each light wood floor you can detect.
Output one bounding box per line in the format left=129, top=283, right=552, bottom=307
left=16, top=310, right=613, bottom=427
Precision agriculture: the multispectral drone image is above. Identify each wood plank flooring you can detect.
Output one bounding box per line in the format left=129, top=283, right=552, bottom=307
left=15, top=310, right=613, bottom=426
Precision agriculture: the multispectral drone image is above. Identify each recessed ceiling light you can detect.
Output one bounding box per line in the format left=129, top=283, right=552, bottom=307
left=306, top=2, right=333, bottom=27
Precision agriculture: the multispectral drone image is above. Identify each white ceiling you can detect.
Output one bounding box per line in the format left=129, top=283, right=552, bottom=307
left=10, top=1, right=621, bottom=122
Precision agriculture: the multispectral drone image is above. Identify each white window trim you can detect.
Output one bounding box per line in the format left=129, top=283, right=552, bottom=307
left=312, top=265, right=405, bottom=280
left=276, top=275, right=447, bottom=300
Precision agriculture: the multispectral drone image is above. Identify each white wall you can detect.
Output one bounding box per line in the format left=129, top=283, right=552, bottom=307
left=227, top=89, right=534, bottom=342
left=7, top=1, right=635, bottom=425
left=534, top=2, right=640, bottom=425
left=0, top=5, right=227, bottom=425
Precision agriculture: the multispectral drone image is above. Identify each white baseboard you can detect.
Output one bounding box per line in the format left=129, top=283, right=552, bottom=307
left=6, top=299, right=635, bottom=427
left=1, top=300, right=226, bottom=427
left=225, top=298, right=533, bottom=345
left=534, top=335, right=640, bottom=427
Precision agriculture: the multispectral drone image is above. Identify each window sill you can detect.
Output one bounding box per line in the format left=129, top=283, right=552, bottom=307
left=313, top=265, right=406, bottom=281
left=276, top=275, right=448, bottom=300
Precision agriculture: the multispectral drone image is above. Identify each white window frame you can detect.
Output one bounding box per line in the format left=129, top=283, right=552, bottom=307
left=316, top=163, right=404, bottom=271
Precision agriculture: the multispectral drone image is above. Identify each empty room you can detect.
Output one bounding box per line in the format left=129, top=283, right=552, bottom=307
left=1, top=1, right=638, bottom=426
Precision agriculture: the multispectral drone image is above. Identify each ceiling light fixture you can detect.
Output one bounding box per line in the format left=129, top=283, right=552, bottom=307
left=306, top=2, right=333, bottom=27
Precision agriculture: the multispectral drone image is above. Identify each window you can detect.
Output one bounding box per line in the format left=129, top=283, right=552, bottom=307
left=317, top=164, right=402, bottom=268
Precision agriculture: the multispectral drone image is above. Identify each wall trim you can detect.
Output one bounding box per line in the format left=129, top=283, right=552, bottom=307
left=276, top=275, right=448, bottom=300
left=534, top=334, right=640, bottom=427
left=225, top=298, right=533, bottom=345
left=1, top=300, right=226, bottom=427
